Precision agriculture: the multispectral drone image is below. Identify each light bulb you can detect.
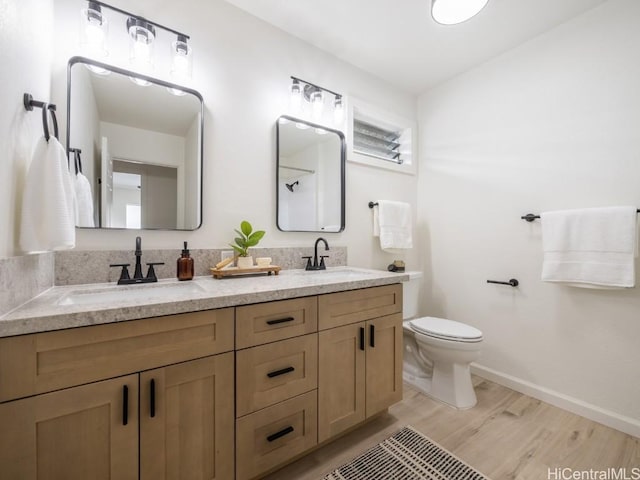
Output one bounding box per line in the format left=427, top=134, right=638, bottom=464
left=431, top=0, right=489, bottom=25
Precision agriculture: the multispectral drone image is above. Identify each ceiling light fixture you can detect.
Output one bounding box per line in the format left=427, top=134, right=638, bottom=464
left=289, top=77, right=344, bottom=128
left=431, top=0, right=489, bottom=25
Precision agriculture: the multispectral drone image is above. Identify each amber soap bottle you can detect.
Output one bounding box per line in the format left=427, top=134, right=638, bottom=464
left=177, top=241, right=194, bottom=281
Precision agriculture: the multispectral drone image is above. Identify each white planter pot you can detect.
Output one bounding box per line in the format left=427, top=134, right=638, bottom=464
left=236, top=256, right=254, bottom=269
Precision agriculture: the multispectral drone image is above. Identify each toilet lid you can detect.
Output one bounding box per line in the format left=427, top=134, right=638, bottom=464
left=410, top=317, right=483, bottom=342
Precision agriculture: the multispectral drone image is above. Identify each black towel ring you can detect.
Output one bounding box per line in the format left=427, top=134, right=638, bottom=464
left=23, top=93, right=58, bottom=142
left=46, top=104, right=58, bottom=142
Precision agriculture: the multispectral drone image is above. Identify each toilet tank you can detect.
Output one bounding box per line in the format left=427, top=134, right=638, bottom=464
left=402, top=271, right=423, bottom=320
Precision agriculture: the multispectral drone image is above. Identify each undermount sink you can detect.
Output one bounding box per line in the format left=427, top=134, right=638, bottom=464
left=290, top=267, right=379, bottom=278
left=56, top=281, right=206, bottom=306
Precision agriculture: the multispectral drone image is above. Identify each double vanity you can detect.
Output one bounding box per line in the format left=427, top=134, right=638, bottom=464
left=0, top=267, right=406, bottom=479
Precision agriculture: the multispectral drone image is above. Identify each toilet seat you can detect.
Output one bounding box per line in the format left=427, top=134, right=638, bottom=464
left=410, top=317, right=483, bottom=343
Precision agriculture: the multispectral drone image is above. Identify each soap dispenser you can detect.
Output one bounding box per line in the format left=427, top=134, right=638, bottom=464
left=177, top=241, right=194, bottom=281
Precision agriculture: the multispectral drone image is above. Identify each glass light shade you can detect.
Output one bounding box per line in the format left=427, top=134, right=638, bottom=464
left=333, top=96, right=344, bottom=126
left=431, top=0, right=489, bottom=25
left=171, top=36, right=192, bottom=82
left=80, top=5, right=109, bottom=73
left=315, top=128, right=328, bottom=135
left=128, top=18, right=155, bottom=84
left=295, top=122, right=310, bottom=130
left=311, top=90, right=324, bottom=121
left=290, top=80, right=302, bottom=114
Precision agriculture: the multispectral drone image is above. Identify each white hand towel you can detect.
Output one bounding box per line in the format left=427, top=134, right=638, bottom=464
left=541, top=206, right=637, bottom=288
left=74, top=172, right=95, bottom=228
left=373, top=200, right=413, bottom=251
left=20, top=137, right=75, bottom=253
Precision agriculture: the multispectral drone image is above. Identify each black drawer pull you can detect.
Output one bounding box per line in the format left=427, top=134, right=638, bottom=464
left=266, top=317, right=295, bottom=325
left=267, top=366, right=295, bottom=378
left=122, top=385, right=129, bottom=426
left=370, top=324, right=375, bottom=348
left=267, top=426, right=294, bottom=442
left=359, top=327, right=365, bottom=351
left=150, top=379, right=156, bottom=418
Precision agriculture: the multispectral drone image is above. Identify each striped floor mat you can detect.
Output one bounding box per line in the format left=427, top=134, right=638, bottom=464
left=322, top=426, right=489, bottom=480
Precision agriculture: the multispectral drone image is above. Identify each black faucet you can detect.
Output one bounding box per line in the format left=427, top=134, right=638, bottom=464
left=304, top=237, right=330, bottom=271
left=109, top=236, right=165, bottom=285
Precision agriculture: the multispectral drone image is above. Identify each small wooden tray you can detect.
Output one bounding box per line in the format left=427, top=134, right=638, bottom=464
left=210, top=265, right=281, bottom=279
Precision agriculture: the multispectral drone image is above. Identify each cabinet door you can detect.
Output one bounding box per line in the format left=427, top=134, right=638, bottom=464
left=366, top=313, right=403, bottom=417
left=0, top=374, right=138, bottom=480
left=318, top=322, right=366, bottom=443
left=140, top=353, right=234, bottom=480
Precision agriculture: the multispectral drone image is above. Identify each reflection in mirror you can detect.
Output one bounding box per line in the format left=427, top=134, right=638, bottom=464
left=67, top=56, right=203, bottom=230
left=276, top=115, right=345, bottom=232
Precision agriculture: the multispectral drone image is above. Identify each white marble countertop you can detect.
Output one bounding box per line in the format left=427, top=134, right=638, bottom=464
left=0, top=267, right=408, bottom=338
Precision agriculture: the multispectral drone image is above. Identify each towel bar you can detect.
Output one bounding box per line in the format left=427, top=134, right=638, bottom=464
left=487, top=279, right=519, bottom=287
left=521, top=210, right=640, bottom=222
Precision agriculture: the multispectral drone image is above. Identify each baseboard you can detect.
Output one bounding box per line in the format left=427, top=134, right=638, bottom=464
left=471, top=364, right=640, bottom=439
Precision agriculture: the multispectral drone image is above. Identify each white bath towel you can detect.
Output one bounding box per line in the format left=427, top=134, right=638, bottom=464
left=74, top=172, right=95, bottom=228
left=541, top=206, right=638, bottom=288
left=20, top=137, right=75, bottom=253
left=373, top=200, right=413, bottom=251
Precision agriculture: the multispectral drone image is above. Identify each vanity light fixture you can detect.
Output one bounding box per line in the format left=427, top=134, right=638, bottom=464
left=289, top=77, right=344, bottom=128
left=79, top=1, right=192, bottom=87
left=431, top=0, right=489, bottom=25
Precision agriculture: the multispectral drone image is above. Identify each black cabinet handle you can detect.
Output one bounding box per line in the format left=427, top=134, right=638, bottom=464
left=266, top=317, right=295, bottom=325
left=267, top=366, right=295, bottom=378
left=150, top=379, right=156, bottom=418
left=122, top=385, right=129, bottom=426
left=370, top=324, right=375, bottom=348
left=359, top=327, right=365, bottom=351
left=267, top=426, right=294, bottom=442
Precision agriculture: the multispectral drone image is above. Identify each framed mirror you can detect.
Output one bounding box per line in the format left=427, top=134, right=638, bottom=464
left=67, top=56, right=203, bottom=230
left=276, top=115, right=345, bottom=232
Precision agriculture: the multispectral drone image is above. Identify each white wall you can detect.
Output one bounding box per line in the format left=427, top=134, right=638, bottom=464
left=418, top=0, right=640, bottom=434
left=0, top=0, right=54, bottom=258
left=49, top=0, right=419, bottom=271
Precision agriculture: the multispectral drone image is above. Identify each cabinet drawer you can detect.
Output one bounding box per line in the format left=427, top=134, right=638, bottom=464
left=236, top=390, right=317, bottom=480
left=236, top=334, right=317, bottom=417
left=318, top=284, right=402, bottom=331
left=0, top=308, right=234, bottom=402
left=236, top=297, right=317, bottom=349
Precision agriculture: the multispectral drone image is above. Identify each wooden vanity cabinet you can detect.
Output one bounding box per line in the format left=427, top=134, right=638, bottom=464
left=0, top=309, right=235, bottom=480
left=317, top=285, right=403, bottom=443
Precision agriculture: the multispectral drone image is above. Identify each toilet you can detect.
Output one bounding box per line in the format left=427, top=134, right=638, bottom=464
left=402, top=272, right=483, bottom=409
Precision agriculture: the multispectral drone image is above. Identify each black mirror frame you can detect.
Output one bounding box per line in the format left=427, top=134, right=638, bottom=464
left=276, top=115, right=346, bottom=233
left=66, top=56, right=204, bottom=231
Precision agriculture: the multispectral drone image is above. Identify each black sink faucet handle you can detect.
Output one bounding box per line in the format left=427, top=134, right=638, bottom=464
left=302, top=256, right=312, bottom=269
left=109, top=263, right=131, bottom=283
left=319, top=255, right=329, bottom=267
left=145, top=262, right=165, bottom=282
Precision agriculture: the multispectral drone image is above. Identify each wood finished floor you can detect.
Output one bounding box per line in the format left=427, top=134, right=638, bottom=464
left=263, top=377, right=640, bottom=480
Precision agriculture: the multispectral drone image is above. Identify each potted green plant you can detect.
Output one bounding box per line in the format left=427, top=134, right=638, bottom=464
left=230, top=220, right=266, bottom=269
